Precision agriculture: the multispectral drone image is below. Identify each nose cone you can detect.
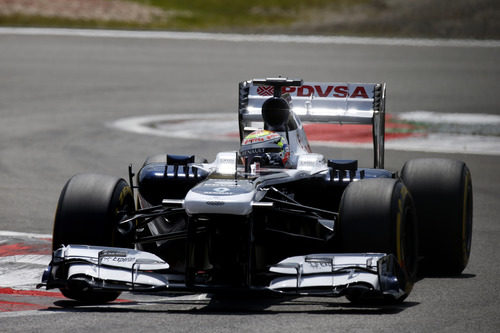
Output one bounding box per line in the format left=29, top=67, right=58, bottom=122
left=184, top=179, right=256, bottom=216
left=262, top=97, right=290, bottom=131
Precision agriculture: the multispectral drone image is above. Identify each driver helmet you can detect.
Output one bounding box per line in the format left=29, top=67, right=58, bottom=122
left=240, top=129, right=290, bottom=168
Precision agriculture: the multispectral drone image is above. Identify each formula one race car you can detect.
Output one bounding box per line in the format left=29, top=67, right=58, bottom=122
left=39, top=78, right=473, bottom=305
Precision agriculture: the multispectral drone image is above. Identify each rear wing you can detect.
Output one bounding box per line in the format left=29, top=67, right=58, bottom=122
left=238, top=78, right=386, bottom=168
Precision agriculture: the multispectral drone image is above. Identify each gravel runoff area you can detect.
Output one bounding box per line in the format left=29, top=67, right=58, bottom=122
left=0, top=0, right=167, bottom=23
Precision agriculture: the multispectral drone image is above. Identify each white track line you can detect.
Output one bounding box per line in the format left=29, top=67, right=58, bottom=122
left=0, top=254, right=52, bottom=265
left=0, top=27, right=498, bottom=48
left=0, top=230, right=52, bottom=239
left=0, top=232, right=52, bottom=289
left=0, top=267, right=48, bottom=288
left=313, top=134, right=500, bottom=156
left=0, top=309, right=60, bottom=319
left=398, top=111, right=500, bottom=125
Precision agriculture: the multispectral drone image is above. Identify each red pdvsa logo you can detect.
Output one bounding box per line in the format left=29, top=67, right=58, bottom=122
left=256, top=84, right=370, bottom=99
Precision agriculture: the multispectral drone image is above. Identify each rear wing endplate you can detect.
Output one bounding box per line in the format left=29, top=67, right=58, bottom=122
left=238, top=78, right=386, bottom=168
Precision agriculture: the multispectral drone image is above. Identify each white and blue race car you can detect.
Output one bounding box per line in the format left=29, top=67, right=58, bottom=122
left=40, top=78, right=473, bottom=305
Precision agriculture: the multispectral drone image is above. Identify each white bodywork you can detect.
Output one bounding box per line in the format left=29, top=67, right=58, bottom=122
left=268, top=253, right=394, bottom=295
left=183, top=151, right=329, bottom=216
left=53, top=245, right=169, bottom=288
left=238, top=79, right=386, bottom=168
left=48, top=246, right=403, bottom=298
left=184, top=178, right=256, bottom=215
left=243, top=82, right=378, bottom=124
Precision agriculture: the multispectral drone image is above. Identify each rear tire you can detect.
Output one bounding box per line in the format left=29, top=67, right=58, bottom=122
left=401, top=158, right=473, bottom=276
left=52, top=174, right=135, bottom=303
left=339, top=179, right=418, bottom=304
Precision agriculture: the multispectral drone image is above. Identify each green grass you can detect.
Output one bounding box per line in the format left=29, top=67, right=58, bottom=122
left=138, top=0, right=343, bottom=28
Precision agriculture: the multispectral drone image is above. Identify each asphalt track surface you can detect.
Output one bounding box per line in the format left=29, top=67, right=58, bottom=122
left=0, top=29, right=499, bottom=332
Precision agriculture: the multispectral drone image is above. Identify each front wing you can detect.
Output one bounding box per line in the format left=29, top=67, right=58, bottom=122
left=39, top=245, right=406, bottom=301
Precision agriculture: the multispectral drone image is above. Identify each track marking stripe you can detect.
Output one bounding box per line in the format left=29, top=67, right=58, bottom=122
left=0, top=231, right=52, bottom=239
left=0, top=27, right=498, bottom=48
left=0, top=267, right=47, bottom=288
left=0, top=300, right=48, bottom=312
left=0, top=309, right=60, bottom=318
left=0, top=254, right=52, bottom=265
left=398, top=111, right=500, bottom=125
left=0, top=244, right=51, bottom=257
left=0, top=288, right=63, bottom=298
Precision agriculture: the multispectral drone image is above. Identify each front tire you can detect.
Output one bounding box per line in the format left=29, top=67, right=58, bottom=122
left=338, top=179, right=418, bottom=304
left=52, top=174, right=135, bottom=303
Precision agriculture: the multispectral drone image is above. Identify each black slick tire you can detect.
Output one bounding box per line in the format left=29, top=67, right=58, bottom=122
left=338, top=178, right=418, bottom=304
left=52, top=173, right=135, bottom=303
left=401, top=158, right=473, bottom=276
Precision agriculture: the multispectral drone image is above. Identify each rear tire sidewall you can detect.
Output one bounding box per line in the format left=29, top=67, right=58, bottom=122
left=401, top=158, right=473, bottom=276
